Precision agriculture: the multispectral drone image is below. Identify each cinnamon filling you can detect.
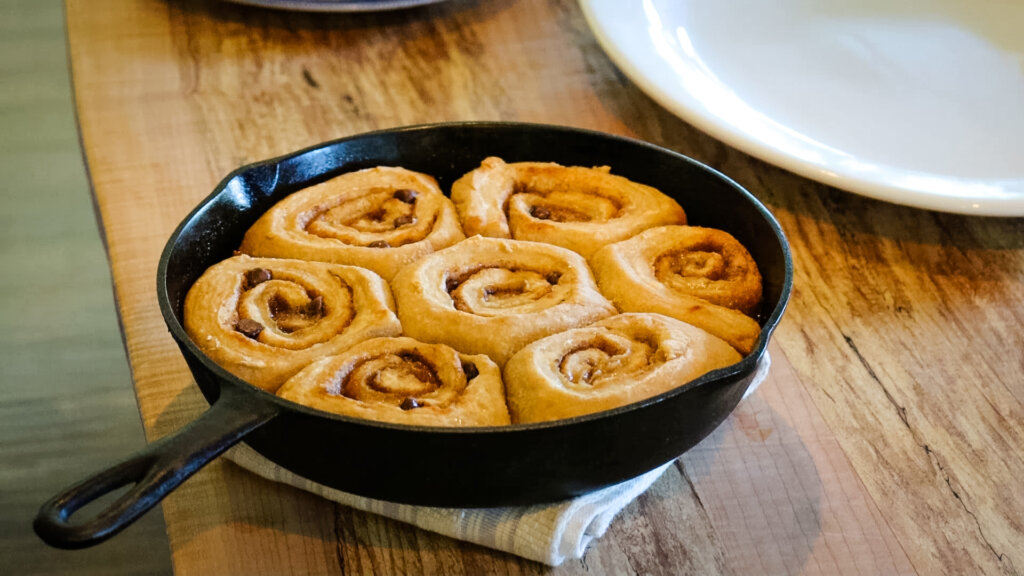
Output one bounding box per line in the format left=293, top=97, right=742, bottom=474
left=482, top=281, right=542, bottom=299
left=556, top=331, right=663, bottom=387
left=513, top=181, right=622, bottom=223
left=444, top=265, right=544, bottom=294
left=559, top=340, right=623, bottom=385
left=308, top=188, right=420, bottom=238
left=656, top=245, right=728, bottom=282
left=529, top=203, right=597, bottom=222
left=447, top=266, right=567, bottom=315
left=343, top=352, right=442, bottom=404
left=269, top=293, right=325, bottom=333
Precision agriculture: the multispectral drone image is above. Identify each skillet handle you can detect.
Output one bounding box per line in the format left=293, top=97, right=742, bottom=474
left=34, top=384, right=279, bottom=549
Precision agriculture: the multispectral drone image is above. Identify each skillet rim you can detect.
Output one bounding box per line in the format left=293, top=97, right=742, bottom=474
left=156, top=121, right=794, bottom=435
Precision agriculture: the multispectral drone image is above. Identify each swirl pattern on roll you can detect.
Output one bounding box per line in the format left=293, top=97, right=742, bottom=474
left=276, top=337, right=510, bottom=426
left=184, top=255, right=402, bottom=391
left=450, top=157, right=686, bottom=258
left=239, top=166, right=465, bottom=280
left=590, top=225, right=763, bottom=354
left=391, top=236, right=617, bottom=366
left=504, top=313, right=742, bottom=423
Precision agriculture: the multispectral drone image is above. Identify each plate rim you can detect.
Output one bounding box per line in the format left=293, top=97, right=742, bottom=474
left=579, top=0, right=1024, bottom=216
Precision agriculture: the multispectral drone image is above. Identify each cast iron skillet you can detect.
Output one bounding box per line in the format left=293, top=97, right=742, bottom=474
left=35, top=122, right=793, bottom=549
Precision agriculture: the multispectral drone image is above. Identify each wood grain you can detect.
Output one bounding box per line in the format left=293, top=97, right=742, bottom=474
left=63, top=0, right=1024, bottom=574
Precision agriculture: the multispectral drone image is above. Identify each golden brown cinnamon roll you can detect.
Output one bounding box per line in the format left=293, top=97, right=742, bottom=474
left=504, top=313, right=742, bottom=423
left=391, top=236, right=617, bottom=366
left=239, top=166, right=465, bottom=280
left=184, top=255, right=402, bottom=391
left=276, top=337, right=510, bottom=426
left=590, top=225, right=763, bottom=354
left=450, top=157, right=686, bottom=258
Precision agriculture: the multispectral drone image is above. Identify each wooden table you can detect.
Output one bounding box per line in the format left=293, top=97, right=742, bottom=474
left=65, top=0, right=1024, bottom=573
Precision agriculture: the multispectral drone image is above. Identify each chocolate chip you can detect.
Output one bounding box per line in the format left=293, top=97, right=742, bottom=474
left=244, top=268, right=272, bottom=289
left=445, top=277, right=459, bottom=292
left=236, top=318, right=264, bottom=339
left=304, top=295, right=324, bottom=316
left=400, top=397, right=422, bottom=410
left=268, top=294, right=287, bottom=316
left=393, top=189, right=418, bottom=204
left=393, top=214, right=415, bottom=227
left=531, top=206, right=551, bottom=220
left=367, top=240, right=391, bottom=248
left=546, top=271, right=561, bottom=285
left=462, top=362, right=479, bottom=381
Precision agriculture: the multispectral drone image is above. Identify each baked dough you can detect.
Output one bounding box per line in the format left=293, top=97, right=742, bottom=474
left=391, top=235, right=617, bottom=366
left=450, top=157, right=686, bottom=258
left=504, top=313, right=742, bottom=423
left=276, top=337, right=510, bottom=426
left=590, top=225, right=763, bottom=354
left=239, top=166, right=465, bottom=280
left=184, top=255, right=401, bottom=391
left=187, top=160, right=764, bottom=426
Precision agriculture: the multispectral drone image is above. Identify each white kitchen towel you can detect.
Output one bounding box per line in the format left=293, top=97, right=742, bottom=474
left=225, top=352, right=771, bottom=566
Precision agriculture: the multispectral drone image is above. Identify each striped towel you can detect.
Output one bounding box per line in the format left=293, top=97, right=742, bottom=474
left=225, top=352, right=771, bottom=566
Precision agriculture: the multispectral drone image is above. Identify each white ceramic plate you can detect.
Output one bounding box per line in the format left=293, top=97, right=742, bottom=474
left=228, top=0, right=447, bottom=12
left=580, top=0, right=1024, bottom=215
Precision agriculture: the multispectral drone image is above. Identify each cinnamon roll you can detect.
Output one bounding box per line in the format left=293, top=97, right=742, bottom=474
left=391, top=236, right=617, bottom=366
left=450, top=157, right=687, bottom=258
left=590, top=226, right=763, bottom=354
left=276, top=336, right=510, bottom=426
left=183, top=255, right=402, bottom=391
left=504, top=313, right=742, bottom=423
left=239, top=166, right=465, bottom=280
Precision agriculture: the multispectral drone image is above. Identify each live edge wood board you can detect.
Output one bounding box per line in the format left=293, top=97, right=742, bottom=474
left=65, top=0, right=1024, bottom=574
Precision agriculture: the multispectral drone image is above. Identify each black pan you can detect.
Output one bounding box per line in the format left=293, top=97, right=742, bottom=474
left=35, top=122, right=793, bottom=549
